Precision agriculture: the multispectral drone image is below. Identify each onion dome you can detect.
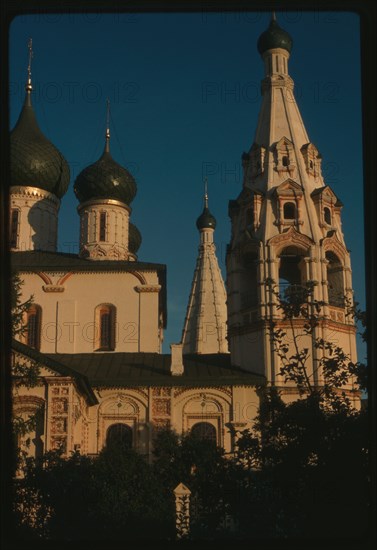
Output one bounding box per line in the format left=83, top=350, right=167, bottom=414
left=129, top=223, right=142, bottom=254
left=257, top=13, right=293, bottom=55
left=10, top=84, right=70, bottom=199
left=74, top=130, right=137, bottom=205
left=196, top=184, right=217, bottom=230
left=196, top=206, right=217, bottom=230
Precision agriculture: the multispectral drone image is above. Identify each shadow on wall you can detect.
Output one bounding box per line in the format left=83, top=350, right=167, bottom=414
left=28, top=199, right=57, bottom=250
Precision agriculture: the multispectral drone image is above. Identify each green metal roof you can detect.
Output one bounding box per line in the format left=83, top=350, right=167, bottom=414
left=196, top=206, right=217, bottom=230
left=128, top=223, right=142, bottom=254
left=11, top=250, right=165, bottom=272
left=10, top=93, right=70, bottom=198
left=12, top=339, right=98, bottom=405
left=44, top=352, right=265, bottom=388
left=74, top=147, right=137, bottom=205
left=257, top=17, right=293, bottom=55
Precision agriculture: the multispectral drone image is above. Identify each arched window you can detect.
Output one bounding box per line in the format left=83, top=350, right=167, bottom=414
left=326, top=251, right=344, bottom=307
left=282, top=155, right=289, bottom=167
left=95, top=304, right=116, bottom=350
left=99, top=212, right=107, bottom=242
left=106, top=423, right=133, bottom=450
left=283, top=202, right=296, bottom=220
left=191, top=422, right=217, bottom=445
left=10, top=209, right=20, bottom=249
left=278, top=247, right=307, bottom=304
left=26, top=305, right=42, bottom=350
left=324, top=207, right=331, bottom=225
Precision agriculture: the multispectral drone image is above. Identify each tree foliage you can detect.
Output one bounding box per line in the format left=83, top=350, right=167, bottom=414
left=13, top=443, right=174, bottom=541
left=11, top=270, right=33, bottom=338
left=230, top=282, right=370, bottom=539
left=11, top=272, right=42, bottom=475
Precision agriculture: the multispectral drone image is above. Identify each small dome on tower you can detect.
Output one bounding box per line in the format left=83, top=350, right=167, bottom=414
left=196, top=206, right=217, bottom=230
left=196, top=182, right=217, bottom=230
left=10, top=94, right=70, bottom=198
left=257, top=15, right=293, bottom=55
left=129, top=223, right=142, bottom=254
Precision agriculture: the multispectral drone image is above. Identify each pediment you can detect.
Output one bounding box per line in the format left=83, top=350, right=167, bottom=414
left=268, top=226, right=313, bottom=253
left=321, top=231, right=347, bottom=261
left=311, top=185, right=338, bottom=202
left=275, top=136, right=293, bottom=149
left=275, top=179, right=303, bottom=196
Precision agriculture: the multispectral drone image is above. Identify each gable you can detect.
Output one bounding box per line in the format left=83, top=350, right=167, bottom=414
left=311, top=185, right=339, bottom=203
left=11, top=339, right=98, bottom=405
left=274, top=178, right=303, bottom=196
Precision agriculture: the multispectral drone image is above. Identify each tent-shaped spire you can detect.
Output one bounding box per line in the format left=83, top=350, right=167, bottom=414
left=181, top=184, right=229, bottom=354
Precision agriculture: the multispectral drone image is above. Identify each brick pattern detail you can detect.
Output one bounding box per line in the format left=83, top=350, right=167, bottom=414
left=151, top=387, right=171, bottom=432
left=49, top=384, right=69, bottom=454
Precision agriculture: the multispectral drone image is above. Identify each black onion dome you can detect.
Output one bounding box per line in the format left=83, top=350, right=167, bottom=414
left=74, top=145, right=137, bottom=205
left=196, top=206, right=217, bottom=230
left=257, top=17, right=293, bottom=55
left=128, top=223, right=142, bottom=254
left=10, top=94, right=70, bottom=198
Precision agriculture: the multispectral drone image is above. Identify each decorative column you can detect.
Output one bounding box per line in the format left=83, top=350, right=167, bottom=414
left=174, top=482, right=191, bottom=539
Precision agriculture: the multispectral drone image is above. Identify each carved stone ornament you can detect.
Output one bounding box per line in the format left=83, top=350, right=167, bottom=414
left=134, top=285, right=161, bottom=293
left=42, top=285, right=65, bottom=292
left=269, top=225, right=313, bottom=253
left=321, top=232, right=347, bottom=262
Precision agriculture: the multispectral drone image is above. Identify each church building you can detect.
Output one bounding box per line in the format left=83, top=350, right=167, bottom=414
left=10, top=16, right=359, bottom=460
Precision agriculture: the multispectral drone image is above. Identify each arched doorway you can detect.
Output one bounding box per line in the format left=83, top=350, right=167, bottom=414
left=106, top=423, right=133, bottom=450
left=191, top=422, right=217, bottom=445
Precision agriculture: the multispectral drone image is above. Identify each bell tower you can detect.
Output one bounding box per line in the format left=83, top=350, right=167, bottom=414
left=226, top=15, right=357, bottom=391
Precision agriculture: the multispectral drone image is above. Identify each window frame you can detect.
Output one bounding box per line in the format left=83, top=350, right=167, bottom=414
left=10, top=208, right=20, bottom=249
left=26, top=305, right=42, bottom=350
left=95, top=303, right=116, bottom=351
left=99, top=211, right=107, bottom=242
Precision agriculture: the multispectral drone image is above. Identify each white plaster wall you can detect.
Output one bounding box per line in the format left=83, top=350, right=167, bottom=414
left=17, top=270, right=162, bottom=353
left=10, top=187, right=60, bottom=252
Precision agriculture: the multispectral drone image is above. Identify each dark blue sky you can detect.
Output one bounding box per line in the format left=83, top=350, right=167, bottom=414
left=9, top=11, right=365, bottom=355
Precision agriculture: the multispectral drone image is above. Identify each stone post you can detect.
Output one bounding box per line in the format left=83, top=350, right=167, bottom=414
left=174, top=482, right=191, bottom=539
